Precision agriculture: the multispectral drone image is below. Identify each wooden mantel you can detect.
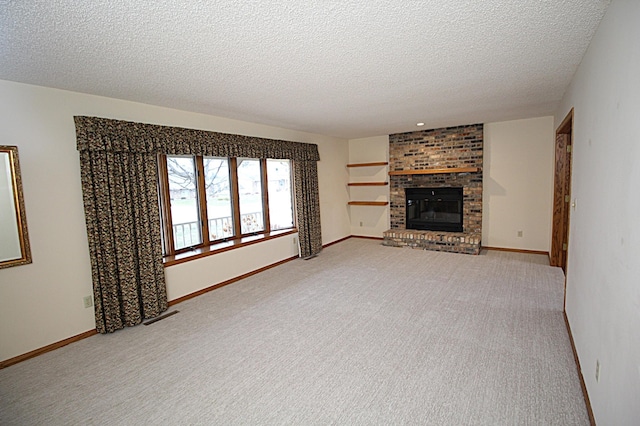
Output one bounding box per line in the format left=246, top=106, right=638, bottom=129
left=347, top=161, right=388, bottom=168
left=388, top=167, right=479, bottom=176
left=347, top=201, right=389, bottom=206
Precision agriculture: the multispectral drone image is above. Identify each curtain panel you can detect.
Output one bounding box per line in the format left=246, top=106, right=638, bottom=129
left=294, top=161, right=323, bottom=258
left=75, top=116, right=322, bottom=333
left=78, top=150, right=167, bottom=333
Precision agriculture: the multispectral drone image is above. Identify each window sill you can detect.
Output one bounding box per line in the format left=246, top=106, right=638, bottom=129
left=163, top=229, right=298, bottom=267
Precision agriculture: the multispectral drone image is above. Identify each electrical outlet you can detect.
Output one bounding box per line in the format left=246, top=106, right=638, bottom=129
left=293, top=237, right=298, bottom=246
left=360, top=221, right=363, bottom=227
left=517, top=230, right=523, bottom=237
left=83, top=295, right=93, bottom=309
left=595, top=360, right=600, bottom=382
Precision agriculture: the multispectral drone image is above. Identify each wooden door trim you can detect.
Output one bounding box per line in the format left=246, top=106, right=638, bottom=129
left=550, top=133, right=568, bottom=267
left=551, top=108, right=574, bottom=273
left=557, top=107, right=574, bottom=135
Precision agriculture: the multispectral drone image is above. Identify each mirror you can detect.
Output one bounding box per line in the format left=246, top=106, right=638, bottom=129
left=0, top=145, right=32, bottom=269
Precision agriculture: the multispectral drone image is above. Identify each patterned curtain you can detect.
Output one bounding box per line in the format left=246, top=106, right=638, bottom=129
left=78, top=149, right=167, bottom=334
left=294, top=160, right=322, bottom=258
left=74, top=116, right=323, bottom=332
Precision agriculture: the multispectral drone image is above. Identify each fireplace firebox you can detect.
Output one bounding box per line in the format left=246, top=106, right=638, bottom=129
left=406, top=187, right=463, bottom=232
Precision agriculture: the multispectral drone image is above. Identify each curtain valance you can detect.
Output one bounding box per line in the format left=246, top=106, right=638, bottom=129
left=74, top=116, right=320, bottom=161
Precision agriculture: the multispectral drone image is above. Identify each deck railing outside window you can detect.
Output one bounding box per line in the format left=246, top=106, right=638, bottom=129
left=172, top=212, right=264, bottom=249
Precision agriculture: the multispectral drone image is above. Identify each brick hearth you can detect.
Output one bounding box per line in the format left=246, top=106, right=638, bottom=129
left=383, top=124, right=483, bottom=255
left=383, top=230, right=481, bottom=255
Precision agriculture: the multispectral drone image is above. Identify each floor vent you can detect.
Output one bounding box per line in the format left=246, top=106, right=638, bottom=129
left=144, top=310, right=179, bottom=326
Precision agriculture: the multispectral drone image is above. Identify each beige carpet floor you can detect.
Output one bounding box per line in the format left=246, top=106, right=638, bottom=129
left=0, top=238, right=588, bottom=425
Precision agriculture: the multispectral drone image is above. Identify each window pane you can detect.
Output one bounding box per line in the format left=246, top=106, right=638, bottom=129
left=204, top=157, right=234, bottom=241
left=267, top=159, right=294, bottom=230
left=237, top=158, right=264, bottom=234
left=167, top=155, right=202, bottom=250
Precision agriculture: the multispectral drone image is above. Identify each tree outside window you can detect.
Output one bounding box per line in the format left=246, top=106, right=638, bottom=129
left=160, top=155, right=295, bottom=256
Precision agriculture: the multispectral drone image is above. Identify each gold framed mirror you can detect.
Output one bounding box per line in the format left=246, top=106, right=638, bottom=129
left=0, top=145, right=32, bottom=269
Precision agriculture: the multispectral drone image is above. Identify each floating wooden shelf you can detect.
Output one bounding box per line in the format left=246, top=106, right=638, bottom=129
left=347, top=162, right=389, bottom=168
left=347, top=182, right=388, bottom=186
left=388, top=167, right=479, bottom=176
left=348, top=201, right=389, bottom=206
left=347, top=161, right=388, bottom=207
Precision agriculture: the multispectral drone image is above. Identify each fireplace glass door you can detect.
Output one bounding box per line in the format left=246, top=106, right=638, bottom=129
left=405, top=187, right=463, bottom=232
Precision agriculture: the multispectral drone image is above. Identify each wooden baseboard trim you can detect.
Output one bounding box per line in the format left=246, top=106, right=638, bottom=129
left=351, top=235, right=384, bottom=241
left=1, top=236, right=383, bottom=369
left=0, top=238, right=372, bottom=369
left=563, top=311, right=596, bottom=426
left=0, top=329, right=98, bottom=370
left=169, top=236, right=369, bottom=307
left=168, top=254, right=299, bottom=306
left=2, top=254, right=301, bottom=369
left=323, top=235, right=386, bottom=248
left=482, top=246, right=549, bottom=256
left=322, top=235, right=351, bottom=248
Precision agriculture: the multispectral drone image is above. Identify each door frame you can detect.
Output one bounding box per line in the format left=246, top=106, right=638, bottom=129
left=550, top=108, right=574, bottom=277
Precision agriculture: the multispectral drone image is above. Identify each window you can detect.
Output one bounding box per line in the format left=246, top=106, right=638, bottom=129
left=204, top=157, right=233, bottom=241
left=267, top=159, right=294, bottom=230
left=165, top=155, right=202, bottom=250
left=159, top=155, right=295, bottom=257
left=237, top=158, right=265, bottom=234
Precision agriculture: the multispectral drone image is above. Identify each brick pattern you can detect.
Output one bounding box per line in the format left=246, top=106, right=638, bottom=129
left=383, top=230, right=481, bottom=255
left=383, top=124, right=483, bottom=255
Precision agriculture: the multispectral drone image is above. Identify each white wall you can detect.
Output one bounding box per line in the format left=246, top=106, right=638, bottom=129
left=482, top=117, right=555, bottom=252
left=555, top=1, right=640, bottom=424
left=347, top=136, right=390, bottom=237
left=0, top=80, right=350, bottom=363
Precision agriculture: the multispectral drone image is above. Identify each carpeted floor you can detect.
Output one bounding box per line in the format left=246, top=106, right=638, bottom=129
left=0, top=238, right=588, bottom=425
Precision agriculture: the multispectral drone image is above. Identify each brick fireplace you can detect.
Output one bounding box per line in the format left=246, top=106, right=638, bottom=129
left=382, top=124, right=483, bottom=254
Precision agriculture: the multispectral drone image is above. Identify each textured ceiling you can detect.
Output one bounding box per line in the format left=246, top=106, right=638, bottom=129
left=0, top=1, right=609, bottom=139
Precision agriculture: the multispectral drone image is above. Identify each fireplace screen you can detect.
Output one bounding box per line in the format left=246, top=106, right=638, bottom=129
left=405, top=187, right=463, bottom=232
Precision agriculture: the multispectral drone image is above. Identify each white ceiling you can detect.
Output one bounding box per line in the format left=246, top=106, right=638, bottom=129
left=0, top=1, right=609, bottom=139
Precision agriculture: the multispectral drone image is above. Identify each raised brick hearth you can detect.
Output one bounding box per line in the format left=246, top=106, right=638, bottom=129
left=383, top=230, right=481, bottom=254
left=382, top=124, right=483, bottom=255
